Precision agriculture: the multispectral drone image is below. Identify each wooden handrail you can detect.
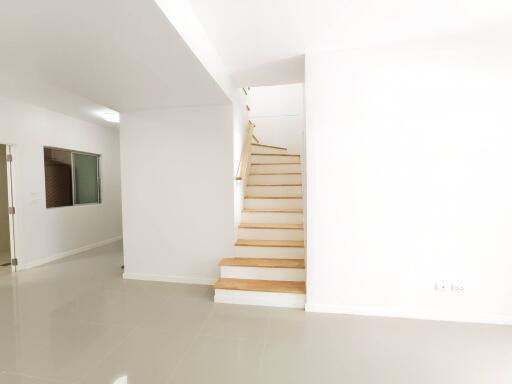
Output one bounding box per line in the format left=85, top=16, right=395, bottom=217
left=248, top=120, right=260, bottom=143
left=235, top=122, right=256, bottom=181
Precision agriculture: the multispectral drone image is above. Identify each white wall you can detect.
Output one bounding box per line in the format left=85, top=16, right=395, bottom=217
left=0, top=96, right=122, bottom=269
left=121, top=105, right=235, bottom=284
left=232, top=90, right=249, bottom=235
left=248, top=84, right=304, bottom=155
left=305, top=36, right=512, bottom=324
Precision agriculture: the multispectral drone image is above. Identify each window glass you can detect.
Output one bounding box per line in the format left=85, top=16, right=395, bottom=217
left=73, top=153, right=100, bottom=205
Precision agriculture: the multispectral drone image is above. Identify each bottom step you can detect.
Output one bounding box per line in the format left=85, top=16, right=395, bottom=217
left=220, top=258, right=305, bottom=281
left=213, top=278, right=306, bottom=308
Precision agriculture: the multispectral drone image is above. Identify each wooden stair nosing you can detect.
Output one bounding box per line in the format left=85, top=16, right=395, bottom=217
left=243, top=208, right=303, bottom=213
left=245, top=195, right=302, bottom=199
left=252, top=153, right=300, bottom=157
left=214, top=278, right=306, bottom=294
left=247, top=183, right=302, bottom=187
left=239, top=223, right=303, bottom=230
left=249, top=172, right=301, bottom=176
left=235, top=239, right=304, bottom=248
left=251, top=143, right=287, bottom=150
left=251, top=162, right=302, bottom=165
left=219, top=257, right=305, bottom=269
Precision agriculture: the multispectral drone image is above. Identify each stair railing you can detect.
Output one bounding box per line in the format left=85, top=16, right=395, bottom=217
left=235, top=121, right=256, bottom=181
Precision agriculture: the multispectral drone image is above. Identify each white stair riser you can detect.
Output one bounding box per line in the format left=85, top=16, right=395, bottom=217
left=251, top=154, right=300, bottom=164
left=215, top=289, right=305, bottom=308
left=251, top=164, right=302, bottom=173
left=245, top=198, right=303, bottom=209
left=249, top=174, right=302, bottom=184
left=238, top=227, right=304, bottom=240
left=241, top=211, right=303, bottom=224
left=235, top=245, right=305, bottom=258
left=246, top=185, right=302, bottom=196
left=250, top=146, right=288, bottom=155
left=220, top=266, right=306, bottom=281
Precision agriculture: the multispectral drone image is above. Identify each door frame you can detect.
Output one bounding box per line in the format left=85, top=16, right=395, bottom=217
left=3, top=144, right=17, bottom=272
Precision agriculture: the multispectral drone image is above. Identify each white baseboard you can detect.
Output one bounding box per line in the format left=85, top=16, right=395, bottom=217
left=17, top=236, right=123, bottom=271
left=305, top=303, right=512, bottom=326
left=123, top=272, right=216, bottom=286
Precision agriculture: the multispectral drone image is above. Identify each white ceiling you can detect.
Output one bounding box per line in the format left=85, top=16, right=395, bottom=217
left=0, top=0, right=510, bottom=123
left=0, top=0, right=229, bottom=118
left=188, top=0, right=512, bottom=86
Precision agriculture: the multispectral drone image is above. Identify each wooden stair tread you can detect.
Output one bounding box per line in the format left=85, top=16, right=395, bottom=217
left=214, top=278, right=306, bottom=294
left=252, top=153, right=300, bottom=157
left=251, top=162, right=301, bottom=165
left=220, top=258, right=305, bottom=269
left=247, top=184, right=302, bottom=186
left=243, top=208, right=303, bottom=213
left=239, top=223, right=303, bottom=229
left=251, top=143, right=287, bottom=150
left=245, top=195, right=302, bottom=199
left=236, top=239, right=304, bottom=248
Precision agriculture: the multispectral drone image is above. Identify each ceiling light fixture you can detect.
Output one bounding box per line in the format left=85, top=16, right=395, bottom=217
left=101, top=111, right=120, bottom=123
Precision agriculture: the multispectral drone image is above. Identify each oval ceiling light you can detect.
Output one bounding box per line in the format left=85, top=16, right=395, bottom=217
left=101, top=110, right=120, bottom=123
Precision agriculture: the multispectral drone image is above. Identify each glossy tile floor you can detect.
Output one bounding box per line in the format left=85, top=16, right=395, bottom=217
left=1, top=242, right=512, bottom=384
left=0, top=265, right=11, bottom=277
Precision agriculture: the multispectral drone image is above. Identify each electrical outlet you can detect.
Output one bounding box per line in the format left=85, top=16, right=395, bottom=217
left=435, top=282, right=464, bottom=293
left=450, top=284, right=465, bottom=293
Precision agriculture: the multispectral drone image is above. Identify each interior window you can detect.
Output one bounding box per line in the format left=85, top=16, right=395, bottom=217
left=44, top=147, right=101, bottom=208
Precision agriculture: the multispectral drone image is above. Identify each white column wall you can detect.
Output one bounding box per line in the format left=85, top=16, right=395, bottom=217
left=121, top=105, right=234, bottom=284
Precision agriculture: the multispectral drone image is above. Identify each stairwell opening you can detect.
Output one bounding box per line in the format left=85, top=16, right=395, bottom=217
left=216, top=83, right=306, bottom=308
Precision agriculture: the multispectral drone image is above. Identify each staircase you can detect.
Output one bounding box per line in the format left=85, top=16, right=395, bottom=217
left=214, top=140, right=306, bottom=308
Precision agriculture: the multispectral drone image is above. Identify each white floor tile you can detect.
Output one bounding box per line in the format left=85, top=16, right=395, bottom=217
left=0, top=241, right=511, bottom=384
